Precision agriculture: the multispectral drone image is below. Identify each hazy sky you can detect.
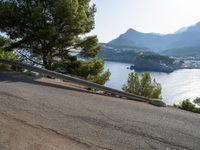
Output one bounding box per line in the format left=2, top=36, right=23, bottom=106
left=90, top=0, right=200, bottom=42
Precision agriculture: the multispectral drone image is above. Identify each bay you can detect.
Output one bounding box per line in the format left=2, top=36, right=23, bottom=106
left=104, top=61, right=200, bottom=105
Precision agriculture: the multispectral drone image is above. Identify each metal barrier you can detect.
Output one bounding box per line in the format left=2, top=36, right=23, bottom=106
left=0, top=58, right=166, bottom=107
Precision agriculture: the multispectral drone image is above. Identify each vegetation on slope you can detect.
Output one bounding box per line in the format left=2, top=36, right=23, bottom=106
left=175, top=98, right=200, bottom=113
left=0, top=49, right=17, bottom=70
left=0, top=0, right=110, bottom=85
left=162, top=46, right=200, bottom=57
left=122, top=72, right=162, bottom=99
left=99, top=45, right=181, bottom=73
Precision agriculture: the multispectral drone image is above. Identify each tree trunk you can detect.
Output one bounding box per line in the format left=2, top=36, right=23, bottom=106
left=43, top=53, right=51, bottom=70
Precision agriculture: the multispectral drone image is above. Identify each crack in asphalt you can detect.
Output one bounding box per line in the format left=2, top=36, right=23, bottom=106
left=0, top=112, right=112, bottom=150
left=0, top=90, right=197, bottom=150
left=0, top=91, right=27, bottom=102
left=41, top=105, right=195, bottom=150
left=34, top=125, right=112, bottom=150
left=76, top=116, right=194, bottom=150
left=0, top=75, right=199, bottom=150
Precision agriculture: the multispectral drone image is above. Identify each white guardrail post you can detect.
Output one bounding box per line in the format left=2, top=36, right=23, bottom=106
left=0, top=58, right=166, bottom=107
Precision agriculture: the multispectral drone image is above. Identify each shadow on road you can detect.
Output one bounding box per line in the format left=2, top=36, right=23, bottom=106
left=0, top=70, right=108, bottom=97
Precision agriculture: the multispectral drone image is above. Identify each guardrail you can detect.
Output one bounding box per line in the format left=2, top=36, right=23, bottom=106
left=0, top=58, right=166, bottom=107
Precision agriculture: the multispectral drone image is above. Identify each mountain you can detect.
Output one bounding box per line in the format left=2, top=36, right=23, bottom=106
left=162, top=47, right=200, bottom=57
left=175, top=27, right=188, bottom=34
left=98, top=22, right=200, bottom=72
left=98, top=45, right=182, bottom=73
left=107, top=22, right=200, bottom=55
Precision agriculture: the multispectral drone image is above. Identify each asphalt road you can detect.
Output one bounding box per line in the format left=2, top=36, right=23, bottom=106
left=0, top=70, right=200, bottom=150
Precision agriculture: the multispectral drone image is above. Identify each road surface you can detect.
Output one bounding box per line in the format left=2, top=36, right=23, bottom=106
left=0, top=70, right=200, bottom=150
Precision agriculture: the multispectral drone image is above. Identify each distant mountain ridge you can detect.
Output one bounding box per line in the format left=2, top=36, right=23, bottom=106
left=98, top=22, right=200, bottom=72
left=98, top=45, right=183, bottom=73
left=107, top=22, right=200, bottom=54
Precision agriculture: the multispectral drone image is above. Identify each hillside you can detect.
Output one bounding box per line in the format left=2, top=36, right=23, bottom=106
left=108, top=22, right=200, bottom=55
left=162, top=46, right=200, bottom=57
left=99, top=45, right=182, bottom=73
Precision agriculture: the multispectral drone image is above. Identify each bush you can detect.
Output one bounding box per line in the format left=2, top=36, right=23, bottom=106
left=193, top=97, right=200, bottom=106
left=178, top=99, right=200, bottom=113
left=122, top=72, right=162, bottom=99
left=180, top=99, right=196, bottom=111
left=71, top=59, right=111, bottom=85
left=0, top=36, right=6, bottom=47
left=87, top=70, right=111, bottom=85
left=53, top=58, right=111, bottom=85
left=0, top=49, right=17, bottom=70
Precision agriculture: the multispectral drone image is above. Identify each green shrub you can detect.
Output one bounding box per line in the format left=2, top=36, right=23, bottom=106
left=193, top=97, right=200, bottom=106
left=72, top=59, right=111, bottom=85
left=122, top=72, right=162, bottom=99
left=53, top=58, right=111, bottom=85
left=180, top=99, right=196, bottom=111
left=87, top=70, right=111, bottom=85
left=178, top=99, right=199, bottom=113
left=0, top=49, right=17, bottom=70
left=0, top=36, right=6, bottom=47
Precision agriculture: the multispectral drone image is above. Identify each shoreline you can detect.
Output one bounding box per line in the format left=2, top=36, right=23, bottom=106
left=104, top=60, right=200, bottom=73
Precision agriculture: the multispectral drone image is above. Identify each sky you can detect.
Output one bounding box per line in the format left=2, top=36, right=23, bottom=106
left=90, top=0, right=200, bottom=43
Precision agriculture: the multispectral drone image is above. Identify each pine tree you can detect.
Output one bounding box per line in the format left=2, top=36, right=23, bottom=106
left=0, top=0, right=110, bottom=84
left=122, top=72, right=162, bottom=99
left=194, top=97, right=200, bottom=106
